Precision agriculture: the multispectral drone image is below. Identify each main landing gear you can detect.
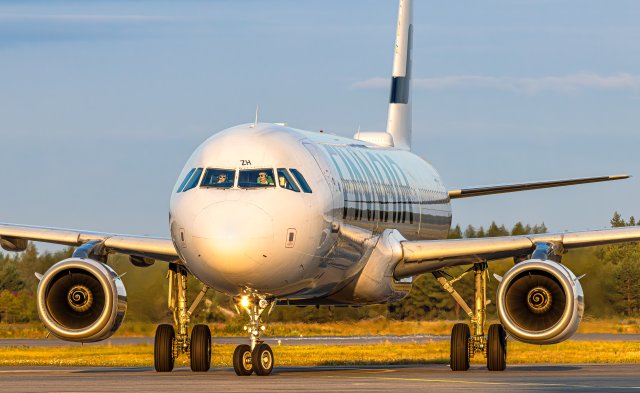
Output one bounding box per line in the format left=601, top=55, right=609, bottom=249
left=434, top=262, right=507, bottom=372
left=232, top=293, right=275, bottom=376
left=154, top=263, right=211, bottom=372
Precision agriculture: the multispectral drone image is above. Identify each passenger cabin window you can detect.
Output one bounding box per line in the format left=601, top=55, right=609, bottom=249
left=290, top=169, right=312, bottom=193
left=238, top=169, right=276, bottom=189
left=201, top=168, right=236, bottom=189
left=177, top=168, right=196, bottom=193
left=182, top=168, right=203, bottom=192
left=277, top=169, right=300, bottom=192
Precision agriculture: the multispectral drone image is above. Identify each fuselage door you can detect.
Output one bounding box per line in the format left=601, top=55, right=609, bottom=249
left=302, top=142, right=341, bottom=222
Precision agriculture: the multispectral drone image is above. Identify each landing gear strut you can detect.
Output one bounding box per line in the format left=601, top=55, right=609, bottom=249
left=232, top=292, right=275, bottom=376
left=434, top=262, right=507, bottom=371
left=154, top=263, right=211, bottom=372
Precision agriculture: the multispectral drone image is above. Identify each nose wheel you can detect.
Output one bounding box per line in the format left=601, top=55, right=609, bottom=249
left=233, top=344, right=254, bottom=376
left=232, top=293, right=275, bottom=376
left=252, top=343, right=274, bottom=376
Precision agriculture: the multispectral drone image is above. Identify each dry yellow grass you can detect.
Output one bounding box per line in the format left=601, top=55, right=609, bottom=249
left=0, top=341, right=638, bottom=367
left=2, top=319, right=638, bottom=339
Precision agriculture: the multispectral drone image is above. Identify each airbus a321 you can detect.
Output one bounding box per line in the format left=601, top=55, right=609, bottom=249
left=1, top=0, right=638, bottom=376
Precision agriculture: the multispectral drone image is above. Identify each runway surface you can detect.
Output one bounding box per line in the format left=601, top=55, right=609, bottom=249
left=0, top=364, right=638, bottom=392
left=1, top=333, right=638, bottom=347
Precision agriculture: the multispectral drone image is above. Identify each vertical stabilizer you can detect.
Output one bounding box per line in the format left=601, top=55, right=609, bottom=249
left=385, top=0, right=413, bottom=150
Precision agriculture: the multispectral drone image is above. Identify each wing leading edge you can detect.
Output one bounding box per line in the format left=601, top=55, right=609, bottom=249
left=448, top=174, right=629, bottom=199
left=0, top=222, right=178, bottom=262
left=394, top=226, right=640, bottom=279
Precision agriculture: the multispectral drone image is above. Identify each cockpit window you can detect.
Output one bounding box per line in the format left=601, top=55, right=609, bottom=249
left=201, top=168, right=236, bottom=189
left=277, top=168, right=300, bottom=192
left=290, top=169, right=312, bottom=193
left=182, top=168, right=203, bottom=192
left=177, top=168, right=196, bottom=193
left=238, top=168, right=276, bottom=188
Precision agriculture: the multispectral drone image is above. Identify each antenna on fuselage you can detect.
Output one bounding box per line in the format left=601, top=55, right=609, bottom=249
left=385, top=0, right=413, bottom=151
left=253, top=105, right=260, bottom=128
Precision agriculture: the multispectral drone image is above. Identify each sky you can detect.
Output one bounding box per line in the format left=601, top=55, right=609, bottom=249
left=1, top=0, right=639, bottom=250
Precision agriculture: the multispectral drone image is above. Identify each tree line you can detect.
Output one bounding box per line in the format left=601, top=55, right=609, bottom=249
left=1, top=213, right=638, bottom=324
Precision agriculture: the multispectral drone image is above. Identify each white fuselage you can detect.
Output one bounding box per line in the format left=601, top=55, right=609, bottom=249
left=169, top=123, right=451, bottom=302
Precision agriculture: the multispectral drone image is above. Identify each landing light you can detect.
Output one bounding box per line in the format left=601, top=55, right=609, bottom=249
left=240, top=296, right=250, bottom=308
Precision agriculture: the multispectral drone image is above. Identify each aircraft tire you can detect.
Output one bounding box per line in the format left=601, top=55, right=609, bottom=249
left=487, top=324, right=507, bottom=371
left=190, top=324, right=212, bottom=372
left=154, top=324, right=175, bottom=372
left=252, top=343, right=274, bottom=376
left=450, top=323, right=470, bottom=371
left=233, top=344, right=253, bottom=376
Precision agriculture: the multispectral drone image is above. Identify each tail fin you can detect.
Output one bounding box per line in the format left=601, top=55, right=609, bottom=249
left=386, top=0, right=413, bottom=150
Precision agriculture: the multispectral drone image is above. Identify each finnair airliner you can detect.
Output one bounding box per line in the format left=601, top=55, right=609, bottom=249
left=1, top=0, right=639, bottom=376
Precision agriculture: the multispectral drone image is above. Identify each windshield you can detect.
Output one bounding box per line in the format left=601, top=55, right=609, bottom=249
left=277, top=168, right=300, bottom=192
left=201, top=168, right=236, bottom=189
left=182, top=168, right=203, bottom=192
left=238, top=169, right=276, bottom=188
left=177, top=168, right=196, bottom=193
left=290, top=169, right=312, bottom=193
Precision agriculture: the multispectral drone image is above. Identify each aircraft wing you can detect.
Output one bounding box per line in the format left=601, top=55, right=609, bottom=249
left=394, top=226, right=640, bottom=279
left=448, top=174, right=629, bottom=199
left=0, top=222, right=179, bottom=262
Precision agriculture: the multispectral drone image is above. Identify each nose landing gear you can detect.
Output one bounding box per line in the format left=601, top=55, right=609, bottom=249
left=232, top=293, right=275, bottom=376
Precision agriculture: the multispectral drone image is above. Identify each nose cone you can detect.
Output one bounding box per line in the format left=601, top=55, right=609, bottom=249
left=192, top=201, right=274, bottom=277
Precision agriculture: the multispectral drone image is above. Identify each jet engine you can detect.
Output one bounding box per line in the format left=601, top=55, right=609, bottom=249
left=36, top=258, right=127, bottom=342
left=496, top=259, right=584, bottom=344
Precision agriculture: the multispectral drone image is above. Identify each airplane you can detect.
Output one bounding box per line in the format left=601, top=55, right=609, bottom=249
left=1, top=0, right=639, bottom=376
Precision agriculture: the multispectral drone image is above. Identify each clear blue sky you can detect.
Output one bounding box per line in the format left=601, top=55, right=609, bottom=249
left=1, top=0, right=639, bottom=247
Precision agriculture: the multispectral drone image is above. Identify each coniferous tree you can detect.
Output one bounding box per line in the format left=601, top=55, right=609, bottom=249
left=532, top=223, right=548, bottom=234
left=611, top=211, right=626, bottom=227
left=0, top=262, right=25, bottom=292
left=511, top=222, right=527, bottom=236
left=595, top=212, right=640, bottom=316
left=448, top=225, right=463, bottom=239
left=487, top=222, right=501, bottom=237
left=485, top=223, right=509, bottom=237
left=464, top=225, right=477, bottom=238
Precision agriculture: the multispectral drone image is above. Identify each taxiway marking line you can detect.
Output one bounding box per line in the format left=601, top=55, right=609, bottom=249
left=325, top=375, right=594, bottom=388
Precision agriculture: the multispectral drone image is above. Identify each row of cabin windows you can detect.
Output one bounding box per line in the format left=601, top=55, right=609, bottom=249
left=341, top=180, right=447, bottom=204
left=177, top=167, right=312, bottom=194
left=340, top=183, right=447, bottom=224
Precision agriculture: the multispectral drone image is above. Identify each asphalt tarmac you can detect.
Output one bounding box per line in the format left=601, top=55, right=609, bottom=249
left=1, top=333, right=638, bottom=347
left=0, top=364, right=638, bottom=392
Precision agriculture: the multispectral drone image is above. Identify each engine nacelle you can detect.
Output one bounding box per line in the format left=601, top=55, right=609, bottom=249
left=36, top=258, right=127, bottom=342
left=496, top=259, right=584, bottom=344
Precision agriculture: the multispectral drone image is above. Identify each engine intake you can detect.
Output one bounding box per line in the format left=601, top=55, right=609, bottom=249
left=496, top=259, right=583, bottom=344
left=37, top=258, right=127, bottom=342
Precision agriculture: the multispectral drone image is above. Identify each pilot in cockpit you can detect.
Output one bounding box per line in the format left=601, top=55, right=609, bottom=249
left=278, top=175, right=288, bottom=188
left=257, top=172, right=274, bottom=185
left=217, top=174, right=228, bottom=184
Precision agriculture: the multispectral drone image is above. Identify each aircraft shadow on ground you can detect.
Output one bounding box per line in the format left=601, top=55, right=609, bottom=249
left=72, top=364, right=583, bottom=374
